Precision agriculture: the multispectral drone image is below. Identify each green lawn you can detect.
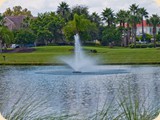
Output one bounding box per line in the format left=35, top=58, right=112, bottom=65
left=1, top=46, right=160, bottom=65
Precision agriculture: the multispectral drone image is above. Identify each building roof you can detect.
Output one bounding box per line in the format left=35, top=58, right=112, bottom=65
left=137, top=20, right=160, bottom=27
left=4, top=16, right=26, bottom=30
left=6, top=16, right=25, bottom=26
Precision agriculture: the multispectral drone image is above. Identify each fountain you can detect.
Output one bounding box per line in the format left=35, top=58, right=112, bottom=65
left=60, top=34, right=97, bottom=73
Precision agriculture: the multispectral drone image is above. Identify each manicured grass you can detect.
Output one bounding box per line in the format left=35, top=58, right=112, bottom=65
left=1, top=46, right=160, bottom=65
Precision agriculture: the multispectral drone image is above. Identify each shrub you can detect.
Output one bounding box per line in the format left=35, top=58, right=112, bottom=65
left=129, top=43, right=151, bottom=48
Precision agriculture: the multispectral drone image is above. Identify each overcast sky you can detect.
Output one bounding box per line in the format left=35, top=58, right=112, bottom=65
left=0, top=0, right=160, bottom=16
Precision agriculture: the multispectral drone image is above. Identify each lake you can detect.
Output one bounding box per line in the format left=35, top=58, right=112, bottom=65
left=0, top=65, right=160, bottom=119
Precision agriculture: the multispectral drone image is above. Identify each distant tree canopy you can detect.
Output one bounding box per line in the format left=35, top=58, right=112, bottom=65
left=2, top=3, right=160, bottom=47
left=3, top=6, right=32, bottom=17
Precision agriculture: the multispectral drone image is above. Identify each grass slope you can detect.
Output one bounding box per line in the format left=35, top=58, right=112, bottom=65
left=1, top=46, right=160, bottom=65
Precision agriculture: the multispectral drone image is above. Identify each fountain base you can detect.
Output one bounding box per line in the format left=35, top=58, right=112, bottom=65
left=73, top=71, right=82, bottom=73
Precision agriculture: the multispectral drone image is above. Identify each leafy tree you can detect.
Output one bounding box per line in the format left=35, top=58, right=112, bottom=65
left=22, top=16, right=32, bottom=29
left=0, top=26, right=14, bottom=52
left=57, top=2, right=70, bottom=22
left=102, top=26, right=122, bottom=46
left=63, top=14, right=97, bottom=42
left=30, top=12, right=65, bottom=44
left=15, top=29, right=36, bottom=45
left=147, top=14, right=160, bottom=47
left=37, top=30, right=53, bottom=45
left=102, top=7, right=115, bottom=27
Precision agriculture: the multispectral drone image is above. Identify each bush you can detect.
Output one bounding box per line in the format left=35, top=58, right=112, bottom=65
left=139, top=33, right=152, bottom=42
left=148, top=43, right=154, bottom=48
left=90, top=49, right=97, bottom=53
left=129, top=43, right=152, bottom=48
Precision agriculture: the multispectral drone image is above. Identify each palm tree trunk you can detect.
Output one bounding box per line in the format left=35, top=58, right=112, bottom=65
left=134, top=23, right=137, bottom=48
left=141, top=18, right=144, bottom=41
left=153, top=27, right=156, bottom=48
left=126, top=23, right=130, bottom=45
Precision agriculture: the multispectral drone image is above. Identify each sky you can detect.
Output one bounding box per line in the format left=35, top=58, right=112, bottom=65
left=0, top=0, right=160, bottom=16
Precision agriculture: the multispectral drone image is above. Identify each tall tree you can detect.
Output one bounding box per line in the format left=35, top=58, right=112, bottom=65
left=116, top=10, right=127, bottom=27
left=57, top=2, right=70, bottom=22
left=129, top=4, right=141, bottom=47
left=147, top=14, right=160, bottom=47
left=139, top=7, right=148, bottom=41
left=90, top=12, right=101, bottom=26
left=102, top=7, right=115, bottom=27
left=116, top=10, right=129, bottom=46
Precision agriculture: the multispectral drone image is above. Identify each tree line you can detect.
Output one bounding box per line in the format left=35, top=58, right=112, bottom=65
left=0, top=2, right=160, bottom=48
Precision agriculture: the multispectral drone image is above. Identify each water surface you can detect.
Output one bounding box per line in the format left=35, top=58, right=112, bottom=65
left=0, top=65, right=160, bottom=118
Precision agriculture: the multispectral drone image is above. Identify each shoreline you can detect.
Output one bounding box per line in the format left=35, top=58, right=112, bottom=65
left=1, top=62, right=160, bottom=65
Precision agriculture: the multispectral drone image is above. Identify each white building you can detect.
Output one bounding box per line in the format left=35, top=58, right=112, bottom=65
left=136, top=20, right=160, bottom=35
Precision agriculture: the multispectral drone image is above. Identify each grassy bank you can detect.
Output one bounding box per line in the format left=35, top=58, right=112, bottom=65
left=1, top=46, right=160, bottom=65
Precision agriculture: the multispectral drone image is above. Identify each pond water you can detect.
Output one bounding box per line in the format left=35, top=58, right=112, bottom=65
left=0, top=65, right=160, bottom=119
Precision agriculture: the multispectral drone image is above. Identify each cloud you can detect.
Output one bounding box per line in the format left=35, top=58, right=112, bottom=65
left=155, top=0, right=160, bottom=6
left=0, top=0, right=160, bottom=16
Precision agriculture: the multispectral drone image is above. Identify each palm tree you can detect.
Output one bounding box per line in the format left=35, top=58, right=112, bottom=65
left=71, top=5, right=89, bottom=19
left=139, top=7, right=148, bottom=41
left=102, top=7, right=115, bottom=27
left=116, top=10, right=127, bottom=27
left=90, top=12, right=101, bottom=26
left=147, top=14, right=160, bottom=47
left=57, top=2, right=70, bottom=22
left=116, top=10, right=130, bottom=46
left=129, top=4, right=141, bottom=47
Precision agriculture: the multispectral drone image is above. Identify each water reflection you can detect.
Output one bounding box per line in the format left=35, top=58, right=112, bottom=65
left=0, top=65, right=160, bottom=119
